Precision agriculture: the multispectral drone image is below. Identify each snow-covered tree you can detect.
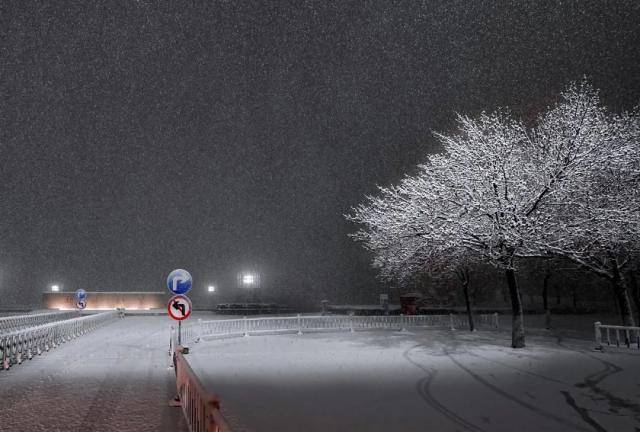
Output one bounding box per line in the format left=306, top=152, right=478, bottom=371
left=530, top=84, right=640, bottom=326
left=348, top=81, right=640, bottom=347
left=349, top=111, right=539, bottom=347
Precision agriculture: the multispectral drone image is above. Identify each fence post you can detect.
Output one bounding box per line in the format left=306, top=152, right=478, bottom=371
left=197, top=319, right=203, bottom=343
left=594, top=322, right=602, bottom=350
left=493, top=312, right=499, bottom=330
left=625, top=329, right=630, bottom=348
left=297, top=314, right=303, bottom=335
left=449, top=313, right=455, bottom=331
left=169, top=326, right=175, bottom=368
left=2, top=341, right=8, bottom=370
left=349, top=312, right=355, bottom=333
left=243, top=316, right=249, bottom=337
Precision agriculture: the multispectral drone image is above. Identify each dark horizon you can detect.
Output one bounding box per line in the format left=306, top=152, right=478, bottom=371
left=2, top=1, right=640, bottom=308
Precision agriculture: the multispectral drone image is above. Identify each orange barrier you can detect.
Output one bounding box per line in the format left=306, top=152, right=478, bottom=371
left=173, top=346, right=233, bottom=432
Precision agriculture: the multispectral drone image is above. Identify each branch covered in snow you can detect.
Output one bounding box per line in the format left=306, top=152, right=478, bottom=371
left=348, top=81, right=640, bottom=284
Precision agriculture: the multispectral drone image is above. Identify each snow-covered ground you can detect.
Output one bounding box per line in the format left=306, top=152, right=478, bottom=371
left=1, top=312, right=636, bottom=431
left=0, top=316, right=188, bottom=432
left=188, top=329, right=640, bottom=432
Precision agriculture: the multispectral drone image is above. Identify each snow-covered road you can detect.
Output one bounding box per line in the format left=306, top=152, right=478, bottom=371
left=188, top=330, right=640, bottom=432
left=0, top=316, right=188, bottom=432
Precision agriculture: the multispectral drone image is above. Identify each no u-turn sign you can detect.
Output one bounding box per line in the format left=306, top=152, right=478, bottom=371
left=168, top=295, right=192, bottom=321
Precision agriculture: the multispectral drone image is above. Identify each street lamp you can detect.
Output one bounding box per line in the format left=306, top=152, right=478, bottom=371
left=208, top=285, right=216, bottom=293
left=237, top=271, right=261, bottom=303
left=51, top=284, right=60, bottom=292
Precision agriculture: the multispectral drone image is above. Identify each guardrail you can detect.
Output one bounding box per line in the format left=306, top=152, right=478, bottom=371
left=594, top=321, right=640, bottom=349
left=173, top=346, right=232, bottom=432
left=0, top=310, right=80, bottom=333
left=0, top=311, right=119, bottom=370
left=182, top=313, right=499, bottom=345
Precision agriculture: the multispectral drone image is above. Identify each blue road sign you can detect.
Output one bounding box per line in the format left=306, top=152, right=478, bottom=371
left=167, top=269, right=192, bottom=295
left=75, top=289, right=87, bottom=300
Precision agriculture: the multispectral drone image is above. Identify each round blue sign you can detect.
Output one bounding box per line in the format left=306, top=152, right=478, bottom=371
left=167, top=269, right=192, bottom=295
left=75, top=289, right=87, bottom=300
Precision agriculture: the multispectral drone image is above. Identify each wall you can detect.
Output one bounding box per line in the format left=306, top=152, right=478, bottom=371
left=42, top=292, right=168, bottom=310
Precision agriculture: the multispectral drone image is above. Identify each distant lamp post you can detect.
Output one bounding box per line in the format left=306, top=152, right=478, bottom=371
left=208, top=285, right=216, bottom=293
left=51, top=284, right=60, bottom=292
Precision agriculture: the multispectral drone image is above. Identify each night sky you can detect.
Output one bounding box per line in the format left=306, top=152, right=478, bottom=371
left=1, top=1, right=639, bottom=308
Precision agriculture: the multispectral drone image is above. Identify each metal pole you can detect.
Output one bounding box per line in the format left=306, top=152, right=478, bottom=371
left=594, top=321, right=602, bottom=350
left=178, top=321, right=182, bottom=346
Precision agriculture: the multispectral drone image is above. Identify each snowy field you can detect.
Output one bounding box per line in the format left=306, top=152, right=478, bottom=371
left=188, top=329, right=640, bottom=432
left=0, top=316, right=188, bottom=432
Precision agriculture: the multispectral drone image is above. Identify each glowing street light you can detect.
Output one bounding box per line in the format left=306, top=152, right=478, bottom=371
left=208, top=285, right=216, bottom=293
left=51, top=284, right=60, bottom=292
left=237, top=271, right=261, bottom=303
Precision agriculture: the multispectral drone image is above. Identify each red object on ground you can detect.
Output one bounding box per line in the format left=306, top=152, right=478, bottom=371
left=400, top=292, right=423, bottom=315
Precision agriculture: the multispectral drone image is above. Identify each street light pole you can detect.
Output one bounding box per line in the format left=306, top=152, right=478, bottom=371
left=208, top=285, right=216, bottom=311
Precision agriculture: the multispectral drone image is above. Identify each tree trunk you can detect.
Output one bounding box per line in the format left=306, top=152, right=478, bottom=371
left=462, top=280, right=475, bottom=332
left=542, top=271, right=551, bottom=329
left=612, top=270, right=636, bottom=327
left=505, top=268, right=525, bottom=348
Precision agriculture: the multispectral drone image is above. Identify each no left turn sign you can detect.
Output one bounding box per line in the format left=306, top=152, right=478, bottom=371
left=168, top=295, right=192, bottom=321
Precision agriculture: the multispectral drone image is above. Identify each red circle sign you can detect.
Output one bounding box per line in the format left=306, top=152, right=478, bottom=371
left=167, top=294, right=192, bottom=321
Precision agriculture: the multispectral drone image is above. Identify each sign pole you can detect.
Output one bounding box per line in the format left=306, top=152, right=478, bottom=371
left=178, top=320, right=182, bottom=346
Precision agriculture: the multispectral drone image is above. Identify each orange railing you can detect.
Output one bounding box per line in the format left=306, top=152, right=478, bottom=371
left=173, top=346, right=233, bottom=432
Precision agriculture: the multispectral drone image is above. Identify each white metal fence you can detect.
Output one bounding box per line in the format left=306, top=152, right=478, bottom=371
left=182, top=313, right=499, bottom=345
left=0, top=311, right=80, bottom=334
left=594, top=321, right=640, bottom=349
left=0, top=311, right=119, bottom=370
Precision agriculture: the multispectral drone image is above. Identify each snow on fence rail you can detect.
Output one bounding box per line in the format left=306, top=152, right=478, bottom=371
left=182, top=313, right=500, bottom=344
left=0, top=311, right=119, bottom=370
left=594, top=322, right=640, bottom=349
left=173, top=346, right=232, bottom=432
left=0, top=310, right=80, bottom=333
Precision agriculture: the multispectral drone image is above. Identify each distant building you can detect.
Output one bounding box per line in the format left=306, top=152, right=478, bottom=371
left=42, top=291, right=168, bottom=310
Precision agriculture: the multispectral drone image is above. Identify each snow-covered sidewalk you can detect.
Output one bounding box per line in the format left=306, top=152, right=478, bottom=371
left=188, top=329, right=640, bottom=432
left=0, top=316, right=188, bottom=432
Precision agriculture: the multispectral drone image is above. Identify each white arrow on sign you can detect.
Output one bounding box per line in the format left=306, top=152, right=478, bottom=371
left=172, top=276, right=185, bottom=293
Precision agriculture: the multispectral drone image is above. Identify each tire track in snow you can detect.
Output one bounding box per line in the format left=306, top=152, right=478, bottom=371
left=444, top=347, right=594, bottom=432
left=402, top=344, right=488, bottom=432
left=556, top=340, right=640, bottom=421
left=561, top=391, right=608, bottom=432
left=462, top=350, right=571, bottom=386
left=77, top=324, right=170, bottom=431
